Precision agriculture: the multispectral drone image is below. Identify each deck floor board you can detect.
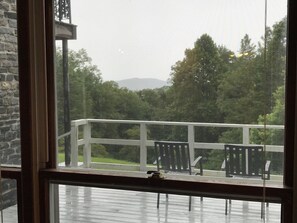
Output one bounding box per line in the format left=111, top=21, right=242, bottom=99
left=0, top=184, right=281, bottom=222
left=58, top=185, right=281, bottom=223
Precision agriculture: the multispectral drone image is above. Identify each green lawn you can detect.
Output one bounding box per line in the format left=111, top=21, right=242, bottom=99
left=58, top=153, right=137, bottom=165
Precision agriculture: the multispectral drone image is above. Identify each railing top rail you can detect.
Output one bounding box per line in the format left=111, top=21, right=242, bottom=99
left=71, top=119, right=88, bottom=126
left=71, top=119, right=284, bottom=129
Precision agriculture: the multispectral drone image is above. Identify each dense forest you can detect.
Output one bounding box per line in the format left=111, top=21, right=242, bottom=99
left=56, top=18, right=286, bottom=173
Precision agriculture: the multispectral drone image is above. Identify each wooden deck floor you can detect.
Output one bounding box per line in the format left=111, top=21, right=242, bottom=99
left=0, top=184, right=281, bottom=223
left=58, top=185, right=281, bottom=223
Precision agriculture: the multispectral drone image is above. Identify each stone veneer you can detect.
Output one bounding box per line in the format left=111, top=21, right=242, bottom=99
left=0, top=0, right=20, bottom=210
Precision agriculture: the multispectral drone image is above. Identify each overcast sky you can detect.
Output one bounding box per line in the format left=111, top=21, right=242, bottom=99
left=67, top=0, right=287, bottom=82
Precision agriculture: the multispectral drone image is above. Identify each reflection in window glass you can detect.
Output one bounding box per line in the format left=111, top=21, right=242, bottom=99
left=55, top=0, right=287, bottom=186
left=53, top=184, right=281, bottom=223
left=0, top=0, right=20, bottom=167
left=0, top=0, right=20, bottom=220
left=0, top=179, right=18, bottom=223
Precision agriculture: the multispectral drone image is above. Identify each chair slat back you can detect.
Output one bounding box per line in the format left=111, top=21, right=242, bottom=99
left=155, top=141, right=191, bottom=174
left=225, top=144, right=263, bottom=178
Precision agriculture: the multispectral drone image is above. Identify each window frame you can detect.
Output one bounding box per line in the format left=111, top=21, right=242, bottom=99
left=11, top=0, right=297, bottom=222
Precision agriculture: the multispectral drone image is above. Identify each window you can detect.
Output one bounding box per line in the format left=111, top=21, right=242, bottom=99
left=6, top=0, right=297, bottom=222
left=50, top=0, right=291, bottom=222
left=56, top=0, right=287, bottom=185
left=0, top=1, right=21, bottom=222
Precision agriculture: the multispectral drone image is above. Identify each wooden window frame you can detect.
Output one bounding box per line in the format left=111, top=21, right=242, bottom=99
left=7, top=0, right=297, bottom=222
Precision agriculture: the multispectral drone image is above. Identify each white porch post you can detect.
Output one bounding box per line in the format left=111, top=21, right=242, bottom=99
left=140, top=123, right=147, bottom=171
left=83, top=121, right=91, bottom=168
left=188, top=125, right=195, bottom=164
left=243, top=127, right=250, bottom=145
left=70, top=122, right=78, bottom=167
left=243, top=126, right=250, bottom=174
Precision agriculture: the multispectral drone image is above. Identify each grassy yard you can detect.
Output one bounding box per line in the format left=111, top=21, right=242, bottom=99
left=58, top=153, right=137, bottom=165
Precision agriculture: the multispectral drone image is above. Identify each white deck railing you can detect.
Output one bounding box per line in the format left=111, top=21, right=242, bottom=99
left=68, top=119, right=284, bottom=171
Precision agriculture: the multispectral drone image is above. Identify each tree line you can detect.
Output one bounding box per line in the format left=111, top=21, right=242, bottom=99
left=56, top=18, right=286, bottom=173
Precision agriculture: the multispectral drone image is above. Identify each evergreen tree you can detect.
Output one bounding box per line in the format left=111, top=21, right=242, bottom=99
left=55, top=48, right=102, bottom=134
left=170, top=34, right=226, bottom=124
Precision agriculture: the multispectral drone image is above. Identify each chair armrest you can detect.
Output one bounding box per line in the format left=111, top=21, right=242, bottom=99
left=222, top=159, right=231, bottom=177
left=191, top=156, right=203, bottom=176
left=191, top=156, right=202, bottom=167
left=153, top=156, right=161, bottom=165
left=265, top=160, right=271, bottom=172
left=221, top=160, right=226, bottom=170
left=264, top=160, right=271, bottom=180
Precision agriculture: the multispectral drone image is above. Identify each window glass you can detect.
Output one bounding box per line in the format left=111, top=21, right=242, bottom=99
left=0, top=178, right=18, bottom=223
left=52, top=184, right=281, bottom=222
left=55, top=0, right=287, bottom=187
left=0, top=1, right=20, bottom=221
left=0, top=0, right=20, bottom=167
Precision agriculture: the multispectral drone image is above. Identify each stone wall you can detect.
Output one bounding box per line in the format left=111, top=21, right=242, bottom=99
left=0, top=0, right=20, bottom=209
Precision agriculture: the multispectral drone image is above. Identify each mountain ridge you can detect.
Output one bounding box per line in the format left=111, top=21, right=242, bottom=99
left=116, top=78, right=168, bottom=91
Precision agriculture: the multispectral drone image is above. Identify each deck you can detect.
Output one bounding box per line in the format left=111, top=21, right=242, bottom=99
left=58, top=185, right=281, bottom=223
left=0, top=184, right=281, bottom=222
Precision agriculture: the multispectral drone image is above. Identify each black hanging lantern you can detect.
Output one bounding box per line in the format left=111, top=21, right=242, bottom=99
left=54, top=0, right=72, bottom=23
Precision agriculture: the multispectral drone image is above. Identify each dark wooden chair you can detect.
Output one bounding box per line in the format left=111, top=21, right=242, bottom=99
left=222, top=144, right=271, bottom=218
left=154, top=141, right=203, bottom=211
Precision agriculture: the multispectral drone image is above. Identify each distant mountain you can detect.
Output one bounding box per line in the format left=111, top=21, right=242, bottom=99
left=116, top=78, right=168, bottom=91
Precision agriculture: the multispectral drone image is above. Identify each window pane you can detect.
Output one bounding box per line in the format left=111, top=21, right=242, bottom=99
left=55, top=0, right=287, bottom=187
left=51, top=184, right=281, bottom=222
left=0, top=0, right=21, bottom=167
left=0, top=178, right=18, bottom=223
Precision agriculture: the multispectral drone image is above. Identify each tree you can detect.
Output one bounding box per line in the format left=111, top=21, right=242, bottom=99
left=137, top=87, right=171, bottom=121
left=55, top=48, right=102, bottom=135
left=263, top=18, right=286, bottom=110
left=170, top=34, right=226, bottom=124
left=169, top=34, right=232, bottom=164
left=217, top=19, right=286, bottom=144
left=250, top=86, right=285, bottom=173
left=217, top=20, right=286, bottom=172
left=217, top=34, right=264, bottom=124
